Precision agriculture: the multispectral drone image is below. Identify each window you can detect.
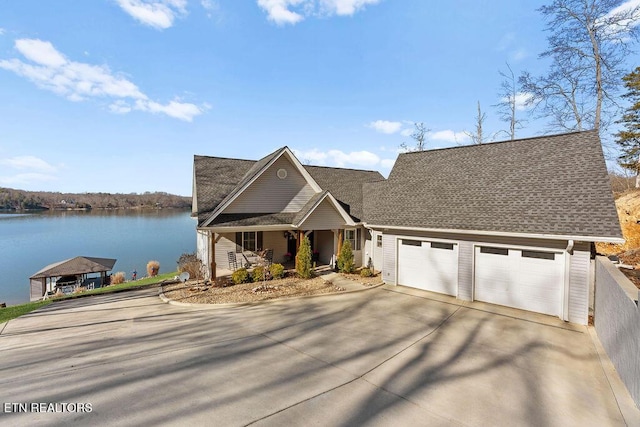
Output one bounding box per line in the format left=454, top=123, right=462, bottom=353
left=236, top=231, right=263, bottom=252
left=431, top=242, right=454, bottom=250
left=521, top=250, right=555, bottom=260
left=480, top=246, right=508, bottom=255
left=376, top=235, right=382, bottom=248
left=345, top=228, right=361, bottom=250
left=402, top=239, right=422, bottom=246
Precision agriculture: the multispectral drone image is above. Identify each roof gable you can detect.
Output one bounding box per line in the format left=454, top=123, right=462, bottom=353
left=363, top=131, right=622, bottom=241
left=193, top=148, right=384, bottom=228
left=201, top=147, right=322, bottom=227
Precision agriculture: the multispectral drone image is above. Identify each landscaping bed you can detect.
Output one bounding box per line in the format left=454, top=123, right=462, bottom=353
left=162, top=272, right=372, bottom=304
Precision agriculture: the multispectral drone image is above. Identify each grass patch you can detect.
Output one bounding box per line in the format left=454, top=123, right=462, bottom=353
left=0, top=300, right=53, bottom=324
left=0, top=272, right=177, bottom=324
left=64, top=271, right=178, bottom=298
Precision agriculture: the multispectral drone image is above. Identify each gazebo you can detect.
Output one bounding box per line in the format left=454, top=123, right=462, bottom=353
left=29, top=256, right=117, bottom=301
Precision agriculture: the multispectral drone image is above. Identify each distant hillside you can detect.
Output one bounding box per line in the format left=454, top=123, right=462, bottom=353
left=0, top=188, right=191, bottom=211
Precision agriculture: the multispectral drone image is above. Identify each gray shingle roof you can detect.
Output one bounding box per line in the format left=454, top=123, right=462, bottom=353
left=193, top=155, right=254, bottom=217
left=209, top=213, right=296, bottom=227
left=31, top=256, right=117, bottom=279
left=306, top=166, right=384, bottom=222
left=193, top=150, right=384, bottom=227
left=363, top=131, right=622, bottom=240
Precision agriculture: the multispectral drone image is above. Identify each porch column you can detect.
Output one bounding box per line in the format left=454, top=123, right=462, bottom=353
left=337, top=229, right=344, bottom=255
left=295, top=230, right=303, bottom=269
left=210, top=232, right=216, bottom=282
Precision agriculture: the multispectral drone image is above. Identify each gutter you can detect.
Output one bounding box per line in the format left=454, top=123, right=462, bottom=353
left=362, top=223, right=625, bottom=244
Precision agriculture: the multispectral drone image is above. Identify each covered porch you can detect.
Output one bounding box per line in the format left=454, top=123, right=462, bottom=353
left=202, top=228, right=353, bottom=280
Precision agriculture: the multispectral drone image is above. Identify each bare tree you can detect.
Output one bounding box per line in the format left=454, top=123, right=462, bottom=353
left=519, top=0, right=640, bottom=133
left=465, top=101, right=486, bottom=144
left=495, top=63, right=526, bottom=140
left=400, top=122, right=430, bottom=152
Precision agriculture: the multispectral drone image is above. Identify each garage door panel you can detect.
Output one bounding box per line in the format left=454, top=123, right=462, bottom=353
left=398, top=239, right=458, bottom=296
left=474, top=247, right=563, bottom=317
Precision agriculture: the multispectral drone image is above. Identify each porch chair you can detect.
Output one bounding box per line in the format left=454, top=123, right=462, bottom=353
left=227, top=251, right=238, bottom=271
left=263, top=249, right=273, bottom=267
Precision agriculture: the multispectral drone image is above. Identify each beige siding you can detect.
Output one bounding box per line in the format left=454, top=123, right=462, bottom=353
left=225, top=156, right=316, bottom=214
left=382, top=234, right=396, bottom=284
left=263, top=231, right=288, bottom=264
left=299, top=199, right=346, bottom=230
left=214, top=233, right=238, bottom=270
left=316, top=230, right=335, bottom=265
left=568, top=244, right=591, bottom=325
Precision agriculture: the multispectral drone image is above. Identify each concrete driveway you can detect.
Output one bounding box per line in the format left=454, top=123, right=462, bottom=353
left=1, top=285, right=638, bottom=426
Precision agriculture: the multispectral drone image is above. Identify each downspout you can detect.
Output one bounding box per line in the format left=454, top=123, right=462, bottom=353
left=563, top=239, right=574, bottom=322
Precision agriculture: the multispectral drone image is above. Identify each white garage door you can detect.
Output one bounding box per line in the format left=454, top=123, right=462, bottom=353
left=397, top=239, right=458, bottom=296
left=474, top=246, right=564, bottom=317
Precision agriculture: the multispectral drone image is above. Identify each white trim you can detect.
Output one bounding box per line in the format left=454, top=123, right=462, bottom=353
left=363, top=223, right=624, bottom=244
left=202, top=147, right=323, bottom=227
left=199, top=224, right=294, bottom=233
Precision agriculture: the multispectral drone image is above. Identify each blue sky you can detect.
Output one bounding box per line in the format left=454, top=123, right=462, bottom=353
left=0, top=1, right=637, bottom=196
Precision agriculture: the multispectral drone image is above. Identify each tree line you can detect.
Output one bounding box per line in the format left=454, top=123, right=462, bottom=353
left=0, top=187, right=191, bottom=211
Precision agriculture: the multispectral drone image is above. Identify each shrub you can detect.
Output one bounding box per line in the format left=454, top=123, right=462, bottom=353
left=231, top=268, right=249, bottom=284
left=111, top=271, right=126, bottom=285
left=337, top=240, right=355, bottom=273
left=296, top=236, right=313, bottom=279
left=252, top=265, right=267, bottom=283
left=147, top=260, right=160, bottom=277
left=177, top=252, right=203, bottom=280
left=270, top=263, right=285, bottom=279
left=360, top=267, right=373, bottom=277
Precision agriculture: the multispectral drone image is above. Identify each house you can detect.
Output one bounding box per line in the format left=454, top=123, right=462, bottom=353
left=192, top=147, right=384, bottom=276
left=192, top=130, right=623, bottom=325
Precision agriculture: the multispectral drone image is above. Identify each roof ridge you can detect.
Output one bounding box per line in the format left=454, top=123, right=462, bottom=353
left=399, top=129, right=598, bottom=156
left=305, top=164, right=382, bottom=173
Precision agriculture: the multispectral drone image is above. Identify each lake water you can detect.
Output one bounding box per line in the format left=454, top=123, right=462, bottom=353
left=0, top=209, right=196, bottom=306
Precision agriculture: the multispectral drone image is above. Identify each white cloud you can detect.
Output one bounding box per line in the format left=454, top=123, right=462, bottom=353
left=0, top=28, right=5, bottom=36
left=596, top=0, right=640, bottom=38
left=0, top=38, right=205, bottom=122
left=399, top=128, right=413, bottom=137
left=15, top=39, right=67, bottom=67
left=116, top=0, right=188, bottom=30
left=319, top=0, right=380, bottom=16
left=293, top=148, right=395, bottom=172
left=429, top=130, right=470, bottom=143
left=0, top=156, right=59, bottom=186
left=328, top=149, right=379, bottom=167
left=257, top=0, right=379, bottom=25
left=200, top=0, right=219, bottom=18
left=369, top=120, right=402, bottom=134
left=0, top=155, right=57, bottom=173
left=500, top=92, right=533, bottom=111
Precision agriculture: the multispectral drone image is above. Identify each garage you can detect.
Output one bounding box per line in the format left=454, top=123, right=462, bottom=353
left=397, top=239, right=458, bottom=296
left=474, top=246, right=564, bottom=317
